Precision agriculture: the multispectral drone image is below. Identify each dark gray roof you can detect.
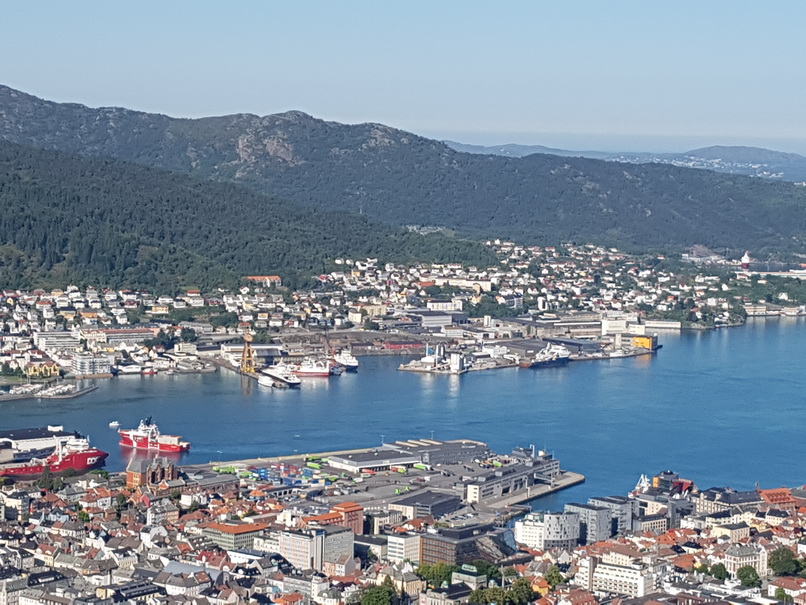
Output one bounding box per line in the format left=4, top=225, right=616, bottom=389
left=392, top=490, right=460, bottom=507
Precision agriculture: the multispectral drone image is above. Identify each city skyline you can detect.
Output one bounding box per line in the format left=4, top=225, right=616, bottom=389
left=3, top=1, right=806, bottom=153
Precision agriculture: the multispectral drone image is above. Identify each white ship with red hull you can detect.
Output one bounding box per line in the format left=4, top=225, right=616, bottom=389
left=0, top=426, right=108, bottom=477
left=292, top=357, right=331, bottom=378
left=118, top=417, right=190, bottom=453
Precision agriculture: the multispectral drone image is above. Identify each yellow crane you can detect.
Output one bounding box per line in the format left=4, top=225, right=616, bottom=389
left=240, top=333, right=257, bottom=374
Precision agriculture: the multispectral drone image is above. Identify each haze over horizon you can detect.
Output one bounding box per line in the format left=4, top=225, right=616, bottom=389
left=3, top=1, right=806, bottom=154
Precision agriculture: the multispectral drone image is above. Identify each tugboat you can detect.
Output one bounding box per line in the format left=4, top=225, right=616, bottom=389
left=118, top=417, right=190, bottom=452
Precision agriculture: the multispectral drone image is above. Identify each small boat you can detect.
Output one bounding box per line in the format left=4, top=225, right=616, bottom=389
left=108, top=420, right=120, bottom=428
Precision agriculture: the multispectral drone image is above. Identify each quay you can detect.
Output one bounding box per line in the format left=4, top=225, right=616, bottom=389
left=398, top=357, right=516, bottom=374
left=569, top=348, right=656, bottom=362
left=486, top=470, right=585, bottom=508
left=185, top=438, right=585, bottom=518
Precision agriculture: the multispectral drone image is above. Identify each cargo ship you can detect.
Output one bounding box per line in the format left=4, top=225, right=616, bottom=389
left=0, top=426, right=108, bottom=477
left=118, top=417, right=190, bottom=452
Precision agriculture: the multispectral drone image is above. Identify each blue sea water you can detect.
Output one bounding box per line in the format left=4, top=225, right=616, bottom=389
left=2, top=317, right=804, bottom=508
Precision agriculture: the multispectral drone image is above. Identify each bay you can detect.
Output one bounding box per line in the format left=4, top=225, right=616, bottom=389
left=3, top=317, right=804, bottom=509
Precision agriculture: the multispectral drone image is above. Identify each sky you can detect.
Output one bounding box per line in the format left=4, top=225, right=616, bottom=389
left=2, top=1, right=806, bottom=153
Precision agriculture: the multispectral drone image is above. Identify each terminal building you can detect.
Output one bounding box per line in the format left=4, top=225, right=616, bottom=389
left=464, top=447, right=561, bottom=504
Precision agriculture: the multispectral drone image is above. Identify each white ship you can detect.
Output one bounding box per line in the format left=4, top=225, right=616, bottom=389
left=333, top=350, right=359, bottom=372
left=292, top=357, right=331, bottom=378
left=261, top=364, right=302, bottom=387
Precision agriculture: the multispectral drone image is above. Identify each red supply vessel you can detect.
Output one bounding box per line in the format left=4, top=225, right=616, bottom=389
left=0, top=426, right=108, bottom=477
left=118, top=416, right=190, bottom=453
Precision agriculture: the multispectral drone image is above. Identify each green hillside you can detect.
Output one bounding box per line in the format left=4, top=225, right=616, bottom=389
left=0, top=140, right=496, bottom=292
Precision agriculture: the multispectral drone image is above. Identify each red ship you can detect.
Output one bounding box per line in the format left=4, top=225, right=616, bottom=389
left=0, top=426, right=108, bottom=477
left=118, top=417, right=190, bottom=452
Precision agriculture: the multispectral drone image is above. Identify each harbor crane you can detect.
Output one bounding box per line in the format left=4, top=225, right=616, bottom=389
left=240, top=333, right=257, bottom=374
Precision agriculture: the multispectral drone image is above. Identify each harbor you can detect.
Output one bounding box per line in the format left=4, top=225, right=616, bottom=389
left=2, top=320, right=803, bottom=506
left=181, top=438, right=585, bottom=526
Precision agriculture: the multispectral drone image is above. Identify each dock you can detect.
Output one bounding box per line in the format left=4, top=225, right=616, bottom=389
left=486, top=470, right=586, bottom=508
left=187, top=439, right=585, bottom=519
left=398, top=358, right=517, bottom=374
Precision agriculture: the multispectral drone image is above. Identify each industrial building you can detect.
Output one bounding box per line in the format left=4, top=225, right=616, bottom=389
left=465, top=448, right=560, bottom=504
left=388, top=491, right=462, bottom=520
left=327, top=439, right=490, bottom=474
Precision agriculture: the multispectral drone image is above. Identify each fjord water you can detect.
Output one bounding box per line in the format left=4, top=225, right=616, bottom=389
left=3, top=317, right=803, bottom=507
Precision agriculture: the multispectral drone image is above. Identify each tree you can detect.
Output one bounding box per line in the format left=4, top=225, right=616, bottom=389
left=770, top=547, right=799, bottom=576
left=36, top=466, right=54, bottom=490
left=482, top=586, right=506, bottom=605
left=507, top=578, right=535, bottom=604
left=77, top=510, right=90, bottom=523
left=776, top=587, right=793, bottom=602
left=695, top=563, right=709, bottom=575
left=417, top=562, right=459, bottom=587
left=360, top=585, right=395, bottom=605
left=469, top=588, right=488, bottom=604
left=545, top=566, right=565, bottom=588
left=180, top=327, right=198, bottom=342
left=736, top=565, right=761, bottom=587
left=710, top=562, right=729, bottom=581
left=470, top=560, right=501, bottom=581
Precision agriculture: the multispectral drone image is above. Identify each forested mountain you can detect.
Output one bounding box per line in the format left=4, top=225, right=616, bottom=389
left=0, top=140, right=496, bottom=291
left=3, top=85, right=806, bottom=254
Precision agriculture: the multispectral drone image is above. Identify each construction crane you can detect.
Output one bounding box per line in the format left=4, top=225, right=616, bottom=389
left=240, top=333, right=257, bottom=374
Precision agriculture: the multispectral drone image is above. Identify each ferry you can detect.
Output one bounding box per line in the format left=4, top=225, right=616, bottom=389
left=118, top=417, right=190, bottom=452
left=0, top=426, right=108, bottom=477
left=333, top=350, right=359, bottom=372
left=260, top=364, right=302, bottom=387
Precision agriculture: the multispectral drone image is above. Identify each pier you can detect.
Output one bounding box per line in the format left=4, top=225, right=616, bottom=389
left=186, top=439, right=585, bottom=517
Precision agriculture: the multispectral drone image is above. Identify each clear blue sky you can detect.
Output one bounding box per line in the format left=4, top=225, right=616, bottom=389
left=3, top=1, right=806, bottom=153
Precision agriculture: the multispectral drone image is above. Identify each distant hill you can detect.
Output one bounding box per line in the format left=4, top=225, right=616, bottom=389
left=0, top=139, right=497, bottom=291
left=3, top=85, right=806, bottom=254
left=445, top=139, right=806, bottom=182
left=444, top=140, right=616, bottom=160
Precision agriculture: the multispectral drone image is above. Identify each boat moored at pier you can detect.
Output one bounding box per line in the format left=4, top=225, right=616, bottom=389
left=0, top=426, right=108, bottom=477
left=118, top=417, right=190, bottom=452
